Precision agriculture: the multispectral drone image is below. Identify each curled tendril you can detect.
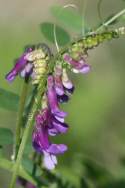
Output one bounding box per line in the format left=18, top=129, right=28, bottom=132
left=97, top=0, right=104, bottom=24
left=53, top=3, right=78, bottom=52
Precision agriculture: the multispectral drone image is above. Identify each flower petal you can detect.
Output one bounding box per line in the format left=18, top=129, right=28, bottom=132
left=6, top=48, right=32, bottom=82
left=47, top=144, right=68, bottom=154
left=43, top=152, right=57, bottom=170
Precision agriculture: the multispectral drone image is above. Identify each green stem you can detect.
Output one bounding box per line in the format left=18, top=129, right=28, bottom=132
left=96, top=8, right=125, bottom=32
left=9, top=80, right=46, bottom=188
left=32, top=152, right=37, bottom=177
left=0, top=158, right=37, bottom=186
left=15, top=80, right=29, bottom=159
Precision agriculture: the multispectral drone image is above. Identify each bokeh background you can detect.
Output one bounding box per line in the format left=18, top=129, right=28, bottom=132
left=0, top=0, right=125, bottom=187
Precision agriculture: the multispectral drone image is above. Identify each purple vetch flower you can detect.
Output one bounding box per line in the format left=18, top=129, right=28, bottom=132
left=63, top=53, right=91, bottom=74
left=36, top=108, right=69, bottom=136
left=47, top=75, right=68, bottom=119
left=54, top=65, right=70, bottom=103
left=54, top=65, right=64, bottom=96
left=32, top=109, right=68, bottom=170
left=62, top=68, right=75, bottom=94
left=5, top=47, right=33, bottom=82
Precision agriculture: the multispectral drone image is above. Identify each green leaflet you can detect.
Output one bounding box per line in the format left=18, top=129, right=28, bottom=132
left=0, top=128, right=13, bottom=145
left=51, top=5, right=83, bottom=32
left=0, top=88, right=19, bottom=111
left=40, top=22, right=70, bottom=46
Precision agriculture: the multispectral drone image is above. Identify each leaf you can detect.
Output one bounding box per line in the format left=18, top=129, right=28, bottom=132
left=0, top=128, right=13, bottom=145
left=102, top=180, right=125, bottom=188
left=22, top=155, right=41, bottom=176
left=51, top=5, right=83, bottom=32
left=24, top=140, right=33, bottom=155
left=0, top=146, right=3, bottom=157
left=40, top=22, right=70, bottom=46
left=0, top=88, right=19, bottom=111
left=82, top=158, right=112, bottom=187
left=80, top=177, right=90, bottom=188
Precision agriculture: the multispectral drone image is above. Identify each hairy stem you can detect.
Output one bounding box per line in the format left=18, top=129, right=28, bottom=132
left=15, top=80, right=29, bottom=159
left=9, top=79, right=46, bottom=188
left=96, top=8, right=125, bottom=32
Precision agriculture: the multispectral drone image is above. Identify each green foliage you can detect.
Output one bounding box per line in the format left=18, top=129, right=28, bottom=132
left=23, top=141, right=33, bottom=155
left=0, top=88, right=19, bottom=111
left=22, top=155, right=41, bottom=177
left=40, top=22, right=70, bottom=46
left=83, top=159, right=111, bottom=181
left=42, top=170, right=76, bottom=188
left=0, top=128, right=13, bottom=146
left=51, top=5, right=83, bottom=32
left=101, top=180, right=125, bottom=188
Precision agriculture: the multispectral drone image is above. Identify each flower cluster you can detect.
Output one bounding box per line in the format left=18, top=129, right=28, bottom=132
left=6, top=43, right=90, bottom=170
left=32, top=69, right=74, bottom=170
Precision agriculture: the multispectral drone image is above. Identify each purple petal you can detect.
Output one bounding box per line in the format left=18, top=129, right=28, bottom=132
left=54, top=65, right=64, bottom=96
left=6, top=48, right=33, bottom=82
left=47, top=75, right=67, bottom=117
left=54, top=116, right=65, bottom=123
left=48, top=119, right=68, bottom=135
left=43, top=152, right=57, bottom=170
left=48, top=128, right=58, bottom=136
left=47, top=75, right=59, bottom=112
left=5, top=69, right=17, bottom=82
left=53, top=110, right=67, bottom=118
left=20, top=69, right=26, bottom=78
left=47, top=144, right=68, bottom=154
left=32, top=125, right=50, bottom=153
left=63, top=53, right=90, bottom=74
left=52, top=120, right=69, bottom=134
left=63, top=81, right=73, bottom=90
left=63, top=53, right=72, bottom=62
left=55, top=85, right=64, bottom=96
left=62, top=68, right=74, bottom=90
left=79, top=64, right=91, bottom=74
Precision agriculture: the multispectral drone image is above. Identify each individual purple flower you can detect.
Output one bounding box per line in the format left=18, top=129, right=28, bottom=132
left=5, top=47, right=33, bottom=82
left=62, top=68, right=75, bottom=94
left=54, top=65, right=64, bottom=96
left=47, top=75, right=67, bottom=119
left=54, top=65, right=70, bottom=103
left=63, top=53, right=91, bottom=74
left=32, top=109, right=68, bottom=170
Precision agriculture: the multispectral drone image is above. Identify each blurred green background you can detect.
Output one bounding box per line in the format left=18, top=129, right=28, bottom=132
left=1, top=0, right=125, bottom=187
